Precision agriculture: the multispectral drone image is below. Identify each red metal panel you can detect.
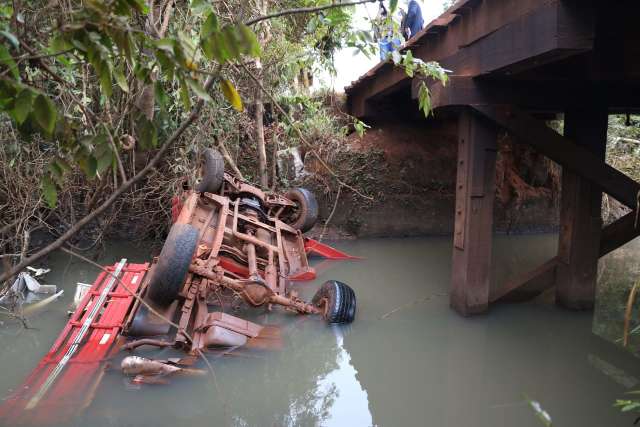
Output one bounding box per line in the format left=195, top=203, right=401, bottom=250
left=304, top=238, right=361, bottom=260
left=0, top=262, right=148, bottom=425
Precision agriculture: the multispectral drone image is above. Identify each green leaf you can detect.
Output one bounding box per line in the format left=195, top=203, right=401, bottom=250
left=78, top=155, right=98, bottom=178
left=99, top=62, right=113, bottom=97
left=0, top=44, right=19, bottom=80
left=112, top=30, right=133, bottom=64
left=205, top=31, right=230, bottom=63
left=222, top=25, right=241, bottom=59
left=124, top=0, right=148, bottom=14
left=42, top=175, right=57, bottom=208
left=33, top=94, right=57, bottom=135
left=95, top=141, right=113, bottom=174
left=389, top=0, right=398, bottom=13
left=200, top=12, right=219, bottom=40
left=418, top=81, right=432, bottom=118
left=114, top=65, right=129, bottom=92
left=54, top=157, right=72, bottom=173
left=13, top=89, right=33, bottom=124
left=156, top=51, right=174, bottom=80
left=154, top=38, right=175, bottom=54
left=237, top=24, right=260, bottom=57
left=191, top=0, right=211, bottom=15
left=49, top=161, right=63, bottom=180
left=178, top=77, right=191, bottom=110
left=185, top=78, right=212, bottom=102
left=137, top=116, right=158, bottom=149
left=154, top=81, right=169, bottom=110
left=220, top=79, right=242, bottom=111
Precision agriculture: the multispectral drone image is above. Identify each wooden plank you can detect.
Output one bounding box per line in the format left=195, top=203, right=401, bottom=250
left=450, top=109, right=497, bottom=316
left=600, top=211, right=640, bottom=257
left=444, top=2, right=593, bottom=76
left=490, top=257, right=559, bottom=303
left=473, top=105, right=640, bottom=209
left=414, top=76, right=640, bottom=113
left=347, top=0, right=595, bottom=115
left=556, top=107, right=607, bottom=309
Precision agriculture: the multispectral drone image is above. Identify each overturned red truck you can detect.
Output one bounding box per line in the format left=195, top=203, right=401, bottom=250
left=0, top=149, right=357, bottom=425
left=126, top=148, right=357, bottom=352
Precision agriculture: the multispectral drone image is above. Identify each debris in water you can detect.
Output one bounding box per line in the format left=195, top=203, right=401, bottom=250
left=0, top=272, right=57, bottom=307
left=26, top=266, right=51, bottom=277
left=73, top=282, right=92, bottom=308
left=525, top=396, right=552, bottom=427
left=22, top=290, right=64, bottom=315
left=121, top=356, right=206, bottom=385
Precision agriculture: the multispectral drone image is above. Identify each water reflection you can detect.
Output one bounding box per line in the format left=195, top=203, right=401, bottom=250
left=315, top=327, right=372, bottom=427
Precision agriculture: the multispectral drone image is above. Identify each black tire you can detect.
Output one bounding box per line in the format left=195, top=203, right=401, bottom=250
left=312, top=280, right=356, bottom=324
left=284, top=187, right=318, bottom=233
left=147, top=223, right=199, bottom=307
left=196, top=148, right=224, bottom=193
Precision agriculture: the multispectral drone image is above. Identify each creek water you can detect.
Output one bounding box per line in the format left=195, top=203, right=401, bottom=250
left=1, top=235, right=640, bottom=427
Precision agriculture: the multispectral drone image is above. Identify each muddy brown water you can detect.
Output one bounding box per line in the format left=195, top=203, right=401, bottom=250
left=1, top=235, right=640, bottom=427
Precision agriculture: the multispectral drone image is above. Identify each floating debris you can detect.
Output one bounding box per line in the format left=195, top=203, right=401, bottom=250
left=121, top=356, right=206, bottom=385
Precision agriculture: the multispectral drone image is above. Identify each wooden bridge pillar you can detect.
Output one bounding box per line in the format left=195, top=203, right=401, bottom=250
left=556, top=107, right=608, bottom=309
left=451, top=110, right=497, bottom=316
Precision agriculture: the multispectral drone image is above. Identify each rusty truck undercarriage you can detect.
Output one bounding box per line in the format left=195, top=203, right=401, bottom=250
left=123, top=148, right=357, bottom=356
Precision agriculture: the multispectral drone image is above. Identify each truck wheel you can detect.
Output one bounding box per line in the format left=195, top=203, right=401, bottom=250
left=284, top=187, right=318, bottom=233
left=196, top=148, right=224, bottom=193
left=312, top=280, right=356, bottom=324
left=147, top=223, right=199, bottom=307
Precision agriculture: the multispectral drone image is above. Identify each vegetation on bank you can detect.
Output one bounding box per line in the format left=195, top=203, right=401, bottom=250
left=0, top=0, right=447, bottom=297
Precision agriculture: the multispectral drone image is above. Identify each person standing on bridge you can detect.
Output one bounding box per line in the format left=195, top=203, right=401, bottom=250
left=373, top=2, right=402, bottom=61
left=401, top=0, right=424, bottom=41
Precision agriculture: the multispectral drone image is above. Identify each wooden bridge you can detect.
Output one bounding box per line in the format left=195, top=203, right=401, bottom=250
left=346, top=0, right=640, bottom=316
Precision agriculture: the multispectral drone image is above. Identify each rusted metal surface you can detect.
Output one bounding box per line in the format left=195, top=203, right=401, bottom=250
left=122, top=170, right=350, bottom=357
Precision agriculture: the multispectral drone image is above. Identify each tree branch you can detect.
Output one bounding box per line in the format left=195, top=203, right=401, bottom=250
left=0, top=72, right=220, bottom=284
left=245, top=0, right=377, bottom=26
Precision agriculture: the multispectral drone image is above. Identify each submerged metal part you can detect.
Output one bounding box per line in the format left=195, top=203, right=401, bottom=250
left=121, top=356, right=181, bottom=377
left=204, top=326, right=247, bottom=347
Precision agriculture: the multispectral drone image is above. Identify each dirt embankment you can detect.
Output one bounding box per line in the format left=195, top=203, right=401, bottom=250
left=303, top=117, right=560, bottom=239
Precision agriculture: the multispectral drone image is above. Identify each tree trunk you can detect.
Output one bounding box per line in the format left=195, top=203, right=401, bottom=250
left=254, top=58, right=268, bottom=188
left=254, top=0, right=270, bottom=188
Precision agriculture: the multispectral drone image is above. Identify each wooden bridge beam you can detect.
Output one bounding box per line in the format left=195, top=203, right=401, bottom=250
left=555, top=107, right=608, bottom=309
left=450, top=109, right=497, bottom=316
left=472, top=105, right=640, bottom=209
left=600, top=211, right=640, bottom=258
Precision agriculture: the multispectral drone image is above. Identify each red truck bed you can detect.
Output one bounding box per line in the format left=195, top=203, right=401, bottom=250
left=0, top=260, right=148, bottom=426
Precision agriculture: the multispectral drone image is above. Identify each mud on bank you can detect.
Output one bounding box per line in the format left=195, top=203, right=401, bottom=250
left=300, top=117, right=560, bottom=239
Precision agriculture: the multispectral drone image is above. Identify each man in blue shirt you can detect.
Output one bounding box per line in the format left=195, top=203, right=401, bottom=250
left=401, top=0, right=424, bottom=40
